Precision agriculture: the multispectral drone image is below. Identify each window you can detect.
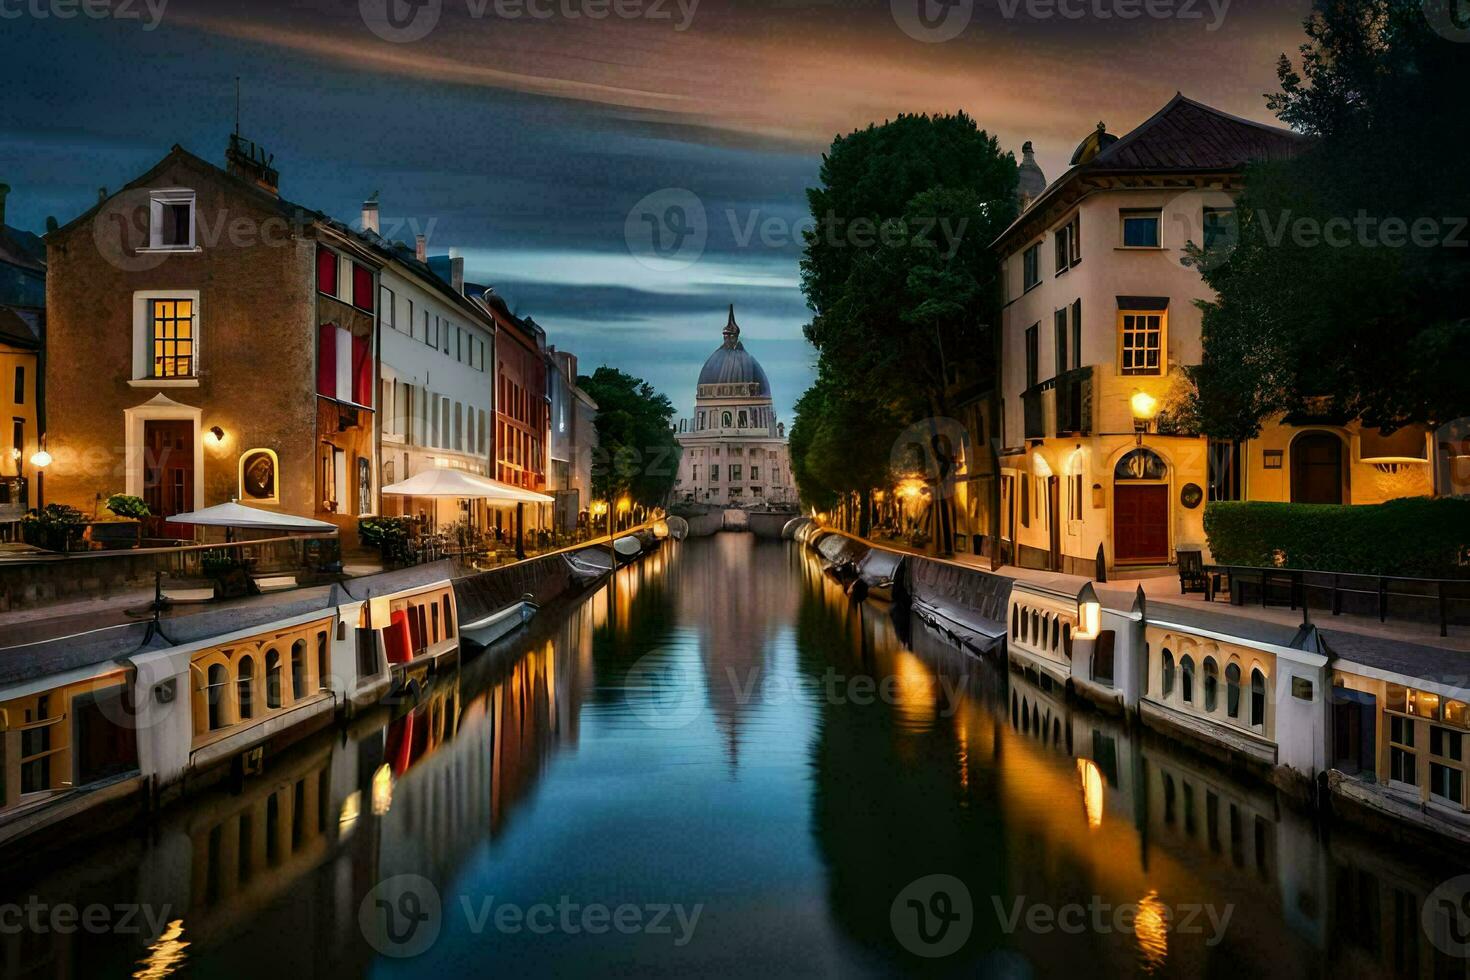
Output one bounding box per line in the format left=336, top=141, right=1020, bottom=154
left=1430, top=726, right=1464, bottom=806
left=750, top=466, right=759, bottom=480
left=1121, top=209, right=1161, bottom=247
left=1119, top=310, right=1164, bottom=376
left=1180, top=655, right=1195, bottom=704
left=1226, top=663, right=1241, bottom=718
left=1068, top=473, right=1082, bottom=521
left=149, top=299, right=196, bottom=378
left=291, top=641, right=308, bottom=701
left=1390, top=715, right=1416, bottom=785
left=1022, top=243, right=1041, bottom=290
left=1250, top=669, right=1267, bottom=728
left=425, top=310, right=435, bottom=349
left=1070, top=299, right=1082, bottom=370
left=149, top=189, right=195, bottom=249
left=206, top=664, right=228, bottom=731
left=237, top=656, right=256, bottom=721
left=1203, top=658, right=1219, bottom=712
left=12, top=366, right=22, bottom=405
left=380, top=286, right=396, bottom=330
left=1054, top=214, right=1079, bottom=272
left=1024, top=324, right=1039, bottom=388
left=1202, top=207, right=1236, bottom=251
left=317, top=324, right=371, bottom=405
left=1053, top=309, right=1068, bottom=379
left=710, top=465, right=720, bottom=481
left=265, top=649, right=283, bottom=710
left=351, top=264, right=374, bottom=312
left=1208, top=440, right=1243, bottom=502
left=316, top=246, right=338, bottom=295
left=11, top=418, right=22, bottom=457
left=1161, top=649, right=1175, bottom=698
left=722, top=411, right=732, bottom=428
left=730, top=465, right=742, bottom=481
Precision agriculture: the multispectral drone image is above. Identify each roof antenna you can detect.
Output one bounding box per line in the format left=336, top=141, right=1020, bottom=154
left=234, top=76, right=241, bottom=137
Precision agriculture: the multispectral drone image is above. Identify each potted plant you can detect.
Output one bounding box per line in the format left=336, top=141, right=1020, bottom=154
left=20, top=503, right=87, bottom=553
left=102, top=492, right=151, bottom=548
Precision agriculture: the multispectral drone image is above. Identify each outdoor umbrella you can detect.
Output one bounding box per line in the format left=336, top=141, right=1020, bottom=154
left=380, top=468, right=553, bottom=503
left=166, top=501, right=339, bottom=532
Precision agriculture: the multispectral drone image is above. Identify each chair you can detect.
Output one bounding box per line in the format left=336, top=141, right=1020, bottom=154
left=1177, top=548, right=1207, bottom=595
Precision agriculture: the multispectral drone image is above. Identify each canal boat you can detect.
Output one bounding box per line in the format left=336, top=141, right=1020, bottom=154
left=565, top=547, right=614, bottom=584
left=612, top=534, right=643, bottom=562
left=850, top=548, right=905, bottom=603
left=458, top=599, right=538, bottom=653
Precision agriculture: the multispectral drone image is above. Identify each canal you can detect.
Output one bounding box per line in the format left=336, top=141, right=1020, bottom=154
left=2, top=535, right=1458, bottom=978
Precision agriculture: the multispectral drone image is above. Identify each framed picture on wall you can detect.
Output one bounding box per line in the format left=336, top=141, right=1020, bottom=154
left=239, top=448, right=279, bottom=504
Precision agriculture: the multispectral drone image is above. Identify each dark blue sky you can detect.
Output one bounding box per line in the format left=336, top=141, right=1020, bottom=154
left=0, top=0, right=1309, bottom=421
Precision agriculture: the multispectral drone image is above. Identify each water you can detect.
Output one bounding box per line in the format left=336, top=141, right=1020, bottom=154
left=3, top=535, right=1463, bottom=978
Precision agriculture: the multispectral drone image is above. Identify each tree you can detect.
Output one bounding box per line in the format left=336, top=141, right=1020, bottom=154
left=797, top=112, right=1018, bottom=551
left=789, top=371, right=904, bottom=532
left=577, top=367, right=681, bottom=508
left=1187, top=0, right=1470, bottom=437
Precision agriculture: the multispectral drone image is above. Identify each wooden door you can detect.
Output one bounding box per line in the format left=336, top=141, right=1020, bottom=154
left=143, top=419, right=193, bottom=536
left=1046, top=475, right=1061, bottom=571
left=1113, top=484, right=1168, bottom=563
left=1291, top=433, right=1343, bottom=504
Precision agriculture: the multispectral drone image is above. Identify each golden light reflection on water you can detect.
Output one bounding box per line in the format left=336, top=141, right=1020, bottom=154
left=1134, top=890, right=1170, bottom=973
left=370, top=763, right=394, bottom=815
left=890, top=650, right=938, bottom=726
left=133, top=919, right=189, bottom=980
left=1077, top=758, right=1104, bottom=829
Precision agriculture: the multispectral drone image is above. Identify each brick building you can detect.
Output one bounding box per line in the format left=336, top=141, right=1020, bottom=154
left=44, top=137, right=382, bottom=538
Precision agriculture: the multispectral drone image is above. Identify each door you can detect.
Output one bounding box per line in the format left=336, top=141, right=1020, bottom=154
left=1291, top=432, right=1344, bottom=504
left=143, top=419, right=194, bottom=536
left=1113, top=484, right=1169, bottom=563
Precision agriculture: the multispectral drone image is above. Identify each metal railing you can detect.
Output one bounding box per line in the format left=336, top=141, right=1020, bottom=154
left=1204, top=563, right=1470, bottom=637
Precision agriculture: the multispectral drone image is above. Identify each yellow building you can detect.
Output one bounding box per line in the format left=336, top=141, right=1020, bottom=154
left=0, top=183, right=46, bottom=532
left=994, top=96, right=1432, bottom=575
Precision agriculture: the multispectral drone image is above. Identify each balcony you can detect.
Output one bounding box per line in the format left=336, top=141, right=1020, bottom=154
left=1054, top=366, right=1093, bottom=436
left=1021, top=366, right=1093, bottom=442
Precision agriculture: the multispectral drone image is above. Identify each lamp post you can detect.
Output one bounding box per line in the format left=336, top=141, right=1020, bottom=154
left=29, top=436, right=51, bottom=511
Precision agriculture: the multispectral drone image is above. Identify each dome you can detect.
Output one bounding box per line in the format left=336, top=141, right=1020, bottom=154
left=1017, top=140, right=1047, bottom=205
left=697, top=306, right=771, bottom=395
left=1070, top=120, right=1117, bottom=166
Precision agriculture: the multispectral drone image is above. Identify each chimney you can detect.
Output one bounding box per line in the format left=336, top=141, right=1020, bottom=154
left=224, top=133, right=280, bottom=197
left=45, top=216, right=57, bottom=234
left=98, top=186, right=108, bottom=204
left=0, top=184, right=8, bottom=227
left=415, top=234, right=427, bottom=263
left=361, top=196, right=380, bottom=234
left=450, top=255, right=464, bottom=294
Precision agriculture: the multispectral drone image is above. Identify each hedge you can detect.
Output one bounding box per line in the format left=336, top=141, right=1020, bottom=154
left=1203, top=497, right=1470, bottom=579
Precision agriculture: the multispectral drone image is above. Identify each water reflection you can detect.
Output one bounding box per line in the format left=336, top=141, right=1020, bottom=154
left=0, top=537, right=1463, bottom=979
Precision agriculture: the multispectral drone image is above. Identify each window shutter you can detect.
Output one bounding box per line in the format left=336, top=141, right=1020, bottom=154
left=352, top=263, right=374, bottom=312
left=316, top=246, right=337, bottom=295
left=352, top=333, right=372, bottom=407
left=317, top=322, right=337, bottom=397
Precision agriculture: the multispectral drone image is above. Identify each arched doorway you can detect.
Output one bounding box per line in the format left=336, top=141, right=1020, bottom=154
left=1290, top=431, right=1344, bottom=504
left=1113, top=448, right=1169, bottom=564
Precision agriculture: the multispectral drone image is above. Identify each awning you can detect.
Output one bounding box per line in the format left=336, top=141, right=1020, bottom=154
left=381, top=468, right=554, bottom=503
left=166, top=501, right=339, bottom=531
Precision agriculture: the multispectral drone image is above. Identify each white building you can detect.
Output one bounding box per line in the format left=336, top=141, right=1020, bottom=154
left=367, top=214, right=497, bottom=529
left=674, top=307, right=793, bottom=508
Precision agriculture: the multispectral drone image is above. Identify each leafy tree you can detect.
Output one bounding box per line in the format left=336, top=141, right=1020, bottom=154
left=1187, top=0, right=1469, bottom=437
left=789, top=372, right=904, bottom=532
left=577, top=366, right=681, bottom=507
left=797, top=112, right=1017, bottom=550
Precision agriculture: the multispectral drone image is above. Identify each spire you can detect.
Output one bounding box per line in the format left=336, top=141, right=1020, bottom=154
left=722, top=304, right=741, bottom=349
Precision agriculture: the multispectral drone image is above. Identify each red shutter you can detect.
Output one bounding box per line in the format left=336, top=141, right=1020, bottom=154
left=352, top=333, right=372, bottom=407
left=318, top=323, right=337, bottom=398
left=352, top=263, right=374, bottom=312
left=316, top=246, right=337, bottom=295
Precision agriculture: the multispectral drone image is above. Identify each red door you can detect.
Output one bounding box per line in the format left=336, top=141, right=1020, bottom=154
left=143, top=420, right=194, bottom=538
left=1113, top=484, right=1168, bottom=563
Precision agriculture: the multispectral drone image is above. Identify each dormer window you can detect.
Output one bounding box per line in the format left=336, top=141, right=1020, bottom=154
left=149, top=189, right=196, bottom=250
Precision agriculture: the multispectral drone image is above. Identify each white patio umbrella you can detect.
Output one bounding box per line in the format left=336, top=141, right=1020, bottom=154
left=166, top=500, right=339, bottom=532
left=381, top=468, right=553, bottom=503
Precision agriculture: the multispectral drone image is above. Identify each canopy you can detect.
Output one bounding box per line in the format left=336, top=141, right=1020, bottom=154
left=166, top=501, right=339, bottom=532
left=380, top=468, right=554, bottom=503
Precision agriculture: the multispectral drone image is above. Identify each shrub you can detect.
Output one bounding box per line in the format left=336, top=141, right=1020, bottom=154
left=359, top=516, right=414, bottom=565
left=105, top=493, right=151, bottom=520
left=20, top=504, right=87, bottom=552
left=1204, top=497, right=1470, bottom=578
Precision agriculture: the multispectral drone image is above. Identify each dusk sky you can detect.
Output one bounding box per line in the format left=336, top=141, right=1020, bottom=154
left=0, top=0, right=1312, bottom=422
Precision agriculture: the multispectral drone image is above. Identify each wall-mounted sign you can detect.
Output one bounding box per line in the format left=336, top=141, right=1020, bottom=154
left=1264, top=450, right=1284, bottom=470
left=1180, top=483, right=1204, bottom=509
left=239, top=448, right=279, bottom=503
left=1114, top=448, right=1167, bottom=481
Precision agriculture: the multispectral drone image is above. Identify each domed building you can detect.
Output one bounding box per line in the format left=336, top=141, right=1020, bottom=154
left=674, top=306, right=794, bottom=507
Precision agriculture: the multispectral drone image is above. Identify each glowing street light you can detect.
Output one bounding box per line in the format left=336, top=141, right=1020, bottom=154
left=1130, top=390, right=1159, bottom=444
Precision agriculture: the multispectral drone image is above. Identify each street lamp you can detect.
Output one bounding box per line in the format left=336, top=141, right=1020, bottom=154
left=29, top=437, right=51, bottom=511
left=1130, top=390, right=1159, bottom=445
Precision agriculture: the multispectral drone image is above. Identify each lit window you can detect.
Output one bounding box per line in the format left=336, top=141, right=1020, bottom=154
left=1118, top=310, right=1164, bottom=376
left=149, top=299, right=195, bottom=378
